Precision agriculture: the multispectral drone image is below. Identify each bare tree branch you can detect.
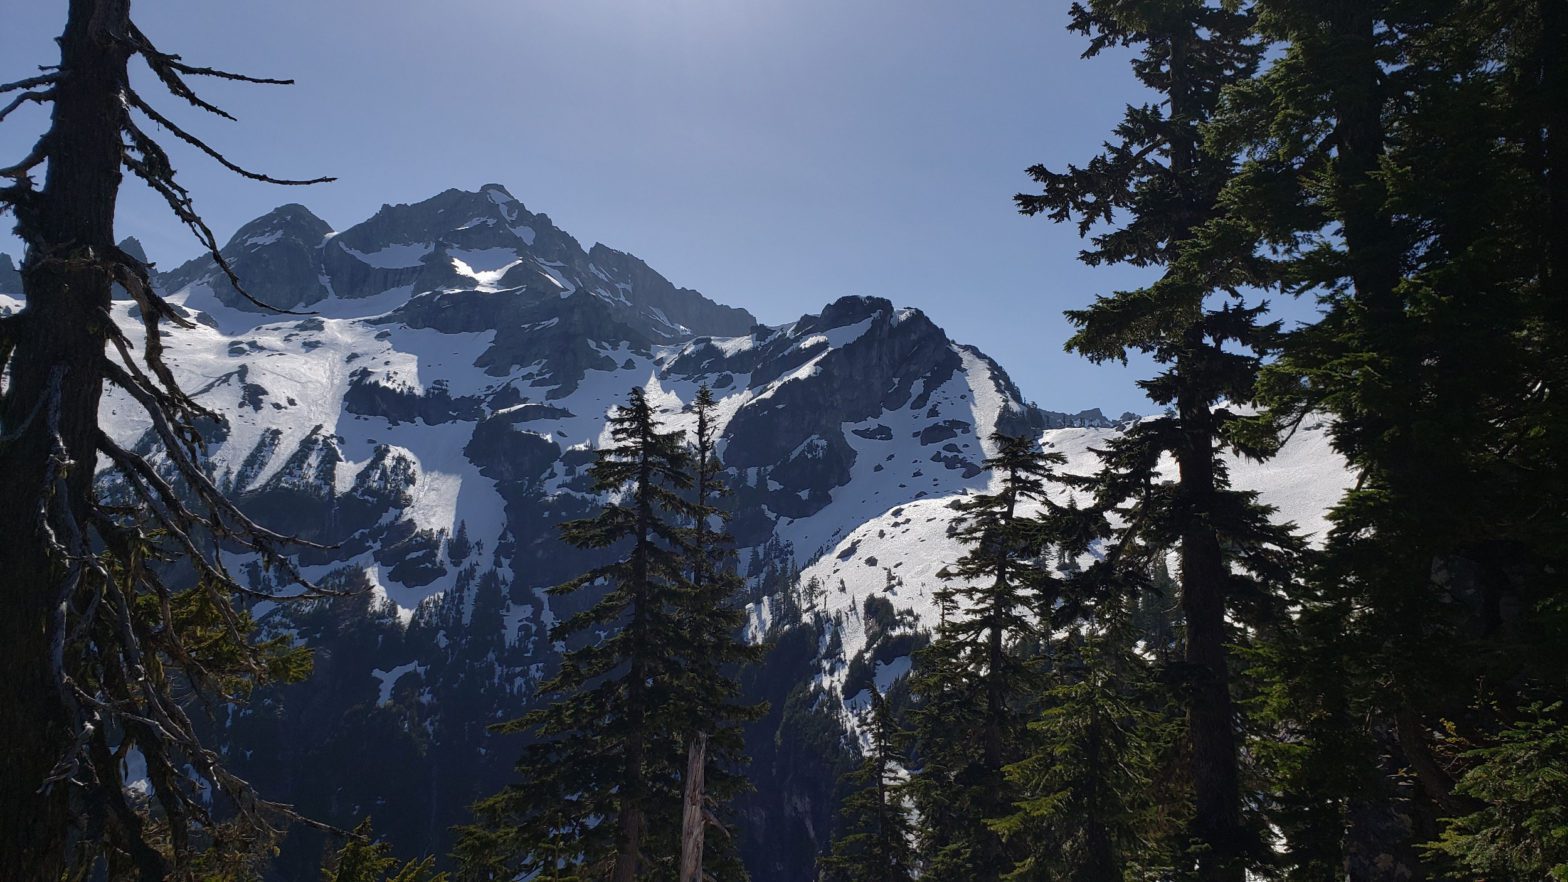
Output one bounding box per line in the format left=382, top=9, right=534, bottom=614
left=0, top=141, right=49, bottom=178
left=126, top=92, right=333, bottom=185
left=128, top=22, right=293, bottom=85
left=0, top=89, right=54, bottom=124
left=0, top=73, right=59, bottom=94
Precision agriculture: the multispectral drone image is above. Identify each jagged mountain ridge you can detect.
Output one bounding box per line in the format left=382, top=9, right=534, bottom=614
left=52, top=184, right=1123, bottom=620
left=157, top=183, right=755, bottom=341
left=0, top=186, right=1339, bottom=880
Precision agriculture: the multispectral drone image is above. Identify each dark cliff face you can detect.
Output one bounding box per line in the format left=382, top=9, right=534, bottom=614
left=110, top=188, right=1116, bottom=880
left=160, top=204, right=336, bottom=311
left=586, top=241, right=756, bottom=338
left=713, top=296, right=967, bottom=521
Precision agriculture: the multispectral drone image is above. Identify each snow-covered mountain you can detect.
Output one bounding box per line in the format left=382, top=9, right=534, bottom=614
left=796, top=416, right=1348, bottom=720
left=0, top=185, right=1347, bottom=879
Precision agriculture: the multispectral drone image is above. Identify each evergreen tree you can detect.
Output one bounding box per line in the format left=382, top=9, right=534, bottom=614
left=906, top=433, right=1087, bottom=881
left=1210, top=0, right=1568, bottom=873
left=323, top=821, right=446, bottom=882
left=458, top=387, right=698, bottom=881
left=819, top=690, right=915, bottom=882
left=993, top=625, right=1169, bottom=882
left=675, top=385, right=762, bottom=882
left=1427, top=700, right=1568, bottom=880
left=1019, top=3, right=1298, bottom=879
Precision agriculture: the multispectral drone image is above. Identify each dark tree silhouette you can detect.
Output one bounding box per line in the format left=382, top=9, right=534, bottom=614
left=819, top=689, right=915, bottom=882
left=1017, top=3, right=1296, bottom=880
left=906, top=433, right=1089, bottom=881
left=0, top=1, right=333, bottom=877
left=676, top=384, right=763, bottom=882
left=458, top=388, right=701, bottom=882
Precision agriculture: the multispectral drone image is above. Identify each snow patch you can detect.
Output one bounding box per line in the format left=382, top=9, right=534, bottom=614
left=341, top=241, right=434, bottom=269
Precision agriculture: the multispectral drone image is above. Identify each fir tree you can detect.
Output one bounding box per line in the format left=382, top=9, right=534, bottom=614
left=1210, top=0, right=1568, bottom=873
left=819, top=690, right=915, bottom=882
left=1239, top=594, right=1380, bottom=882
left=458, top=387, right=698, bottom=882
left=1018, top=3, right=1297, bottom=879
left=993, top=626, right=1169, bottom=882
left=906, top=433, right=1088, bottom=881
left=1427, top=701, right=1568, bottom=880
left=675, top=385, right=762, bottom=882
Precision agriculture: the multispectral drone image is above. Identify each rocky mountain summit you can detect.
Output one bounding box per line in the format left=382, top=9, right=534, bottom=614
left=158, top=184, right=753, bottom=339
left=0, top=186, right=1341, bottom=879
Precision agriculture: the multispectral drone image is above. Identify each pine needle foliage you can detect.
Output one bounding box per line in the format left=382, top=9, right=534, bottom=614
left=323, top=820, right=446, bottom=882
left=993, top=626, right=1170, bottom=882
left=1427, top=701, right=1568, bottom=881
left=1209, top=0, right=1568, bottom=874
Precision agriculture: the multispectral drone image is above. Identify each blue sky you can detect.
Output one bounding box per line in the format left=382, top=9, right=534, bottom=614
left=0, top=0, right=1197, bottom=415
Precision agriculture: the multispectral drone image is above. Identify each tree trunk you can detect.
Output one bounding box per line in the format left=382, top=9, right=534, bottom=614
left=0, top=1, right=131, bottom=878
left=1177, top=395, right=1245, bottom=882
left=614, top=433, right=655, bottom=882
left=1168, top=21, right=1245, bottom=882
left=984, top=475, right=1016, bottom=780
left=1544, top=0, right=1568, bottom=312
left=679, top=732, right=709, bottom=882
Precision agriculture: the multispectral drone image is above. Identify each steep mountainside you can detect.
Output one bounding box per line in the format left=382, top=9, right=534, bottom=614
left=0, top=186, right=1345, bottom=879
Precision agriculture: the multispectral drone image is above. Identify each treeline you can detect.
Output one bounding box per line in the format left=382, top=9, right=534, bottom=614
left=821, top=1, right=1568, bottom=881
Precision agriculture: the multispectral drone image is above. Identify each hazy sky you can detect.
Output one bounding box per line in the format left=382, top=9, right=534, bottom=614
left=0, top=0, right=1187, bottom=414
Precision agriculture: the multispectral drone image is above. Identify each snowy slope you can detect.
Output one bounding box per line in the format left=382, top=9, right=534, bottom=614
left=798, top=418, right=1351, bottom=712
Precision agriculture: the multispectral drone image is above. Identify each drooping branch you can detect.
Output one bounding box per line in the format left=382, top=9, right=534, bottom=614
left=101, top=357, right=335, bottom=564
left=119, top=21, right=237, bottom=121
left=95, top=430, right=349, bottom=603
left=126, top=91, right=333, bottom=186
left=126, top=21, right=292, bottom=121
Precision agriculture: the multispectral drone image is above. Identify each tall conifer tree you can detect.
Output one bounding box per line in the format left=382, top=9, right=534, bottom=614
left=1210, top=0, right=1568, bottom=874
left=993, top=624, right=1169, bottom=882
left=459, top=388, right=697, bottom=882
left=1018, top=3, right=1296, bottom=879
left=907, top=433, right=1087, bottom=881
left=819, top=690, right=915, bottom=882
left=675, top=385, right=761, bottom=882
